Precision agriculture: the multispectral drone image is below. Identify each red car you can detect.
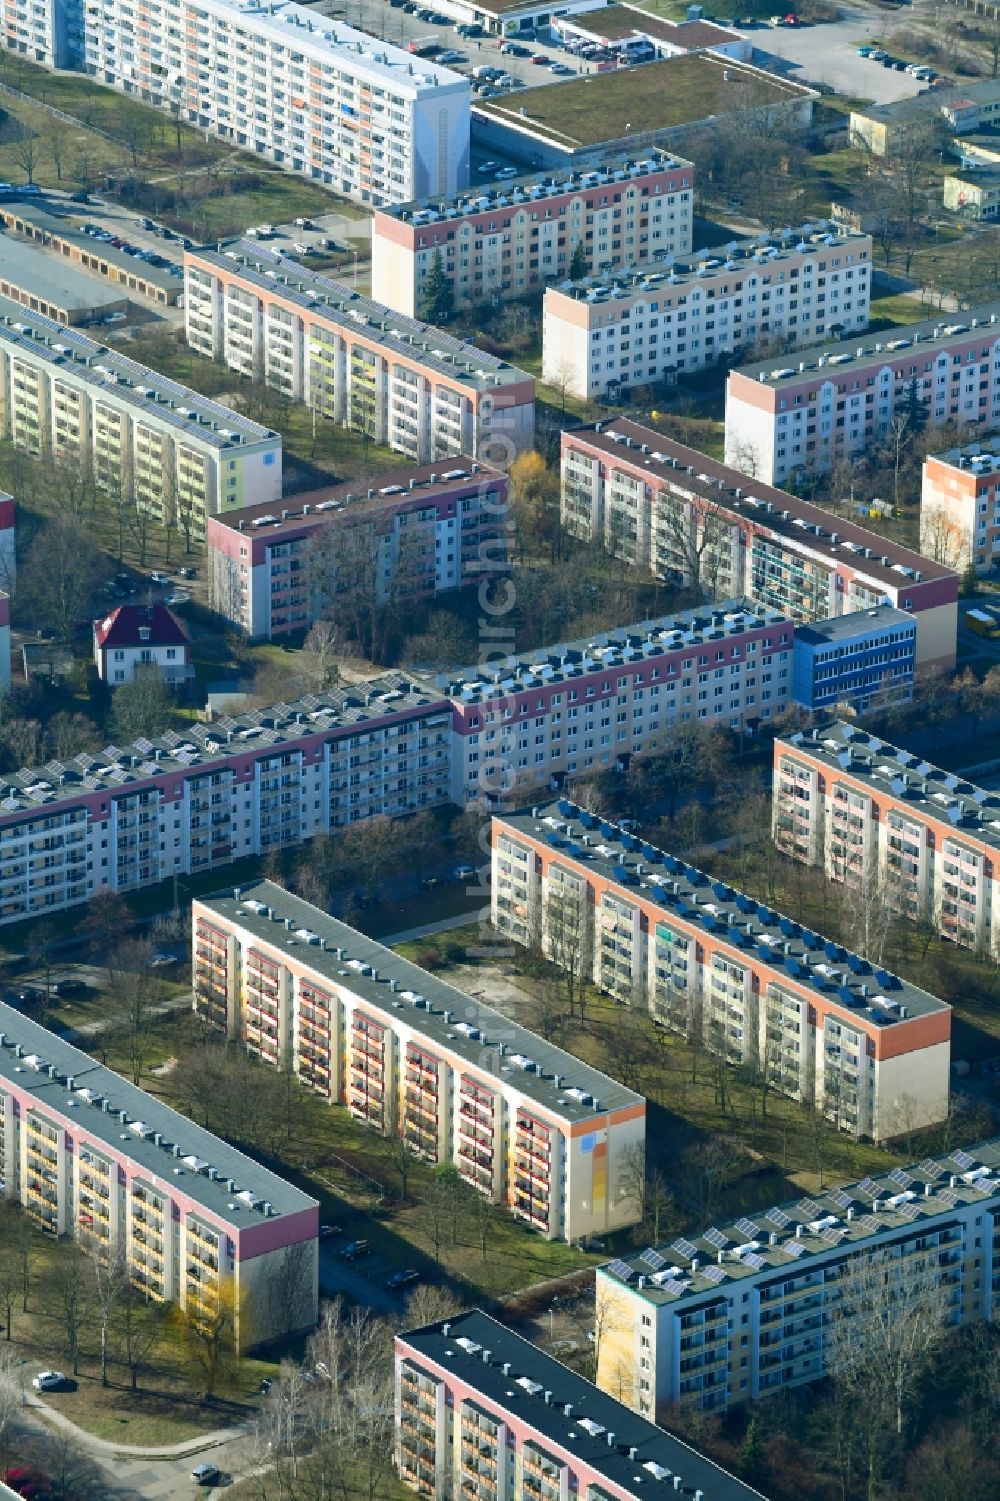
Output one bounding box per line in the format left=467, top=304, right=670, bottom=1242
left=530, top=53, right=547, bottom=63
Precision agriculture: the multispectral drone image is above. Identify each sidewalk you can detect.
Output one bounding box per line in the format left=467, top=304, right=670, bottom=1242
left=383, top=909, right=486, bottom=945
left=21, top=1387, right=244, bottom=1461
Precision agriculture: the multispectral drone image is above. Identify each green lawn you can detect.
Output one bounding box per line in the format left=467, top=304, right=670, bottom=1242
left=0, top=51, right=362, bottom=239
left=475, top=56, right=805, bottom=145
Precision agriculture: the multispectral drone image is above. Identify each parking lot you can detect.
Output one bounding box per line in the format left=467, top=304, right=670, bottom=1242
left=746, top=12, right=931, bottom=104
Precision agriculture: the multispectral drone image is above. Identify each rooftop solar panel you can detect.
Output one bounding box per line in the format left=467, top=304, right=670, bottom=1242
left=888, top=1168, right=913, bottom=1189
left=919, top=1158, right=942, bottom=1179
left=937, top=1189, right=961, bottom=1208
left=661, top=1278, right=688, bottom=1297
left=829, top=1189, right=853, bottom=1211
left=671, top=1238, right=697, bottom=1262
left=734, top=1218, right=760, bottom=1239
left=704, top=1227, right=729, bottom=1250
left=798, top=1198, right=822, bottom=1218
left=952, top=1151, right=975, bottom=1171
left=606, top=1260, right=635, bottom=1282
left=742, top=1252, right=766, bottom=1270
left=702, top=1264, right=727, bottom=1284
left=765, top=1207, right=791, bottom=1230
left=858, top=1214, right=881, bottom=1232
left=856, top=1177, right=880, bottom=1199
left=782, top=1240, right=805, bottom=1259
left=639, top=1248, right=667, bottom=1272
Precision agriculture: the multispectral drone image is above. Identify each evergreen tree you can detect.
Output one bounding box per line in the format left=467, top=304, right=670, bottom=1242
left=568, top=238, right=588, bottom=280
left=419, top=248, right=454, bottom=325
left=900, top=375, right=927, bottom=434
left=737, top=1415, right=767, bottom=1484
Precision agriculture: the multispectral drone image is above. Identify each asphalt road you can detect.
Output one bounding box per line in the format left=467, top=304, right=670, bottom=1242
left=743, top=8, right=931, bottom=104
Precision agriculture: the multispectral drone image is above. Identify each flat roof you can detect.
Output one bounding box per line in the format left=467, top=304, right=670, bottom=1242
left=0, top=1003, right=318, bottom=1225
left=400, top=1311, right=767, bottom=1501
left=0, top=672, right=448, bottom=819
left=732, top=302, right=1000, bottom=390
left=565, top=418, right=956, bottom=587
left=0, top=235, right=125, bottom=313
left=947, top=166, right=1000, bottom=185
left=200, top=881, right=643, bottom=1122
left=472, top=55, right=812, bottom=147
left=377, top=151, right=687, bottom=225
left=853, top=76, right=1000, bottom=125
left=550, top=220, right=869, bottom=304
left=189, top=243, right=533, bottom=391
left=928, top=432, right=1000, bottom=472
left=600, top=1139, right=1000, bottom=1309
left=778, top=719, right=1000, bottom=855
left=0, top=295, right=278, bottom=451
left=0, top=202, right=180, bottom=294
left=436, top=598, right=789, bottom=706
left=206, top=0, right=467, bottom=92
left=210, top=457, right=504, bottom=537
left=573, top=9, right=739, bottom=47
left=498, top=797, right=949, bottom=1025
left=794, top=605, right=915, bottom=646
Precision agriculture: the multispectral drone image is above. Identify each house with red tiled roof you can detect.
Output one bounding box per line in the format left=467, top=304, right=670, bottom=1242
left=93, top=604, right=192, bottom=686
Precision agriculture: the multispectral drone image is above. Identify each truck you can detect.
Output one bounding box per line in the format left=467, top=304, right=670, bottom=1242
left=965, top=607, right=1000, bottom=638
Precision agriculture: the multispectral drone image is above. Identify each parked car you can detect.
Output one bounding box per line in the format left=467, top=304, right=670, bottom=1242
left=178, top=565, right=196, bottom=579
left=434, top=48, right=464, bottom=62
left=549, top=61, right=573, bottom=74
left=191, top=1463, right=220, bottom=1486
left=340, top=1239, right=371, bottom=1261
left=530, top=53, right=548, bottom=63
left=149, top=571, right=168, bottom=585
left=50, top=978, right=90, bottom=998
left=319, top=1223, right=342, bottom=1239
left=500, top=41, right=529, bottom=56
left=387, top=1268, right=420, bottom=1290
left=453, top=864, right=475, bottom=881
left=495, top=166, right=518, bottom=179
left=293, top=217, right=315, bottom=229
left=32, top=1370, right=68, bottom=1392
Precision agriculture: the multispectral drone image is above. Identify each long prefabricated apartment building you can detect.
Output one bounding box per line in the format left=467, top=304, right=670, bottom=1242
left=492, top=798, right=951, bottom=1143
left=193, top=880, right=646, bottom=1243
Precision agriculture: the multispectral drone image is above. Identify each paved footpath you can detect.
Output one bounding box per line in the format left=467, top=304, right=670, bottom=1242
left=20, top=1380, right=253, bottom=1500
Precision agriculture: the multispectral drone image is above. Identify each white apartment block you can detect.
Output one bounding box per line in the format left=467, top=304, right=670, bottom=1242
left=492, top=800, right=951, bottom=1144
left=371, top=153, right=694, bottom=318
left=0, top=1003, right=319, bottom=1351
left=206, top=459, right=508, bottom=641
left=774, top=719, right=1000, bottom=957
left=185, top=243, right=534, bottom=466
left=0, top=295, right=281, bottom=541
left=920, top=434, right=1000, bottom=575
left=560, top=420, right=960, bottom=673
left=443, top=599, right=793, bottom=806
left=0, top=673, right=452, bottom=927
left=596, top=1142, right=1000, bottom=1417
left=3, top=0, right=470, bottom=205
left=725, top=303, right=1000, bottom=486
left=544, top=224, right=872, bottom=400
left=193, top=881, right=646, bottom=1243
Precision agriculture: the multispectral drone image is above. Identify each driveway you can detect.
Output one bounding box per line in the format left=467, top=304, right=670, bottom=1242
left=743, top=11, right=928, bottom=104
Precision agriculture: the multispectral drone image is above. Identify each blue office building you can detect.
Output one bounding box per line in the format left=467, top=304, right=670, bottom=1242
left=791, top=605, right=916, bottom=714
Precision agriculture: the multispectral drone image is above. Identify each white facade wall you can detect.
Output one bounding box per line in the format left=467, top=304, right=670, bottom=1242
left=185, top=246, right=535, bottom=466
left=193, top=887, right=646, bottom=1243
left=544, top=231, right=872, bottom=400
left=6, top=0, right=471, bottom=204
left=0, top=684, right=453, bottom=927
